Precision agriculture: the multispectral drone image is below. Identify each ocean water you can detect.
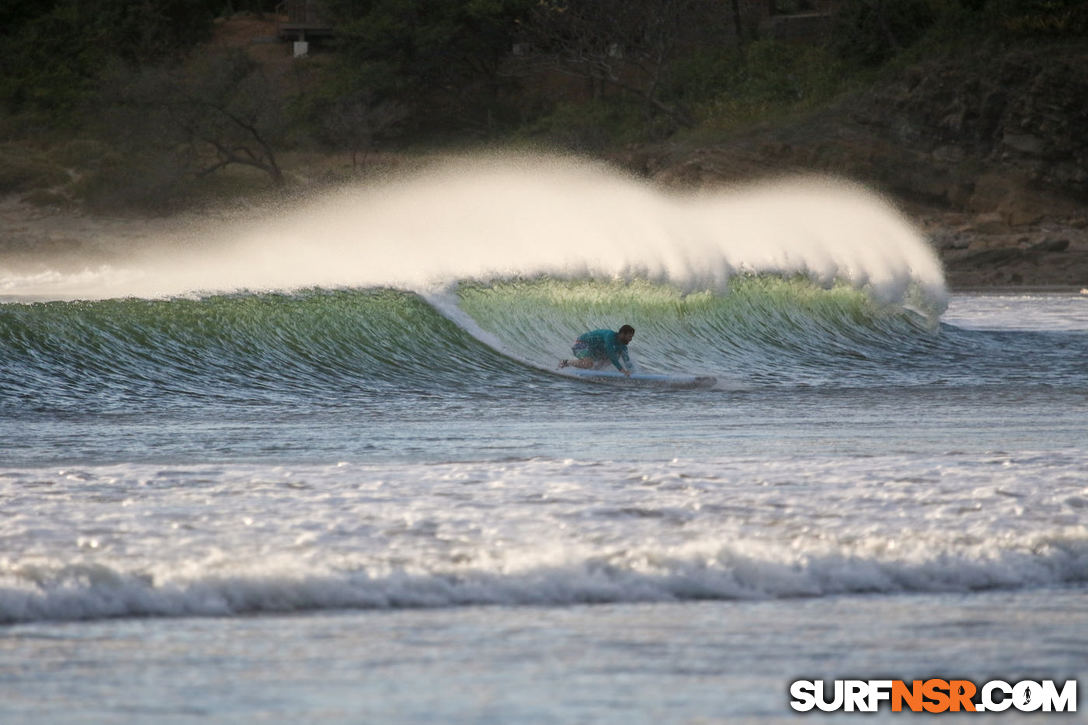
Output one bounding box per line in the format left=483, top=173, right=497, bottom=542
left=1, top=157, right=1085, bottom=723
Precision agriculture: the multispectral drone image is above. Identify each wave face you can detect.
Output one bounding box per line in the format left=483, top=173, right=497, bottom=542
left=3, top=280, right=1086, bottom=420
left=448, top=276, right=951, bottom=386
left=4, top=279, right=1086, bottom=417
left=0, top=289, right=518, bottom=413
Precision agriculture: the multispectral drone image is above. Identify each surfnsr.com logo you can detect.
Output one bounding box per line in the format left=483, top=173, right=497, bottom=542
left=790, top=679, right=1077, bottom=713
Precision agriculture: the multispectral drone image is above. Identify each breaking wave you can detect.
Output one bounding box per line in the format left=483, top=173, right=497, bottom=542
left=3, top=529, right=1084, bottom=624
left=0, top=154, right=946, bottom=310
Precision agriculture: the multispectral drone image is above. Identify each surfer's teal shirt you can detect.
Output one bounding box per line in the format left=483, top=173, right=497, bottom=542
left=572, top=329, right=631, bottom=372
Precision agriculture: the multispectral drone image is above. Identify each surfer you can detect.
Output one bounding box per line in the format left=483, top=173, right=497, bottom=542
left=559, top=325, right=635, bottom=376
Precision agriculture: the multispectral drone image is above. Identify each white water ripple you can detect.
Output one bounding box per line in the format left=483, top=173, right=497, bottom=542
left=2, top=454, right=1084, bottom=623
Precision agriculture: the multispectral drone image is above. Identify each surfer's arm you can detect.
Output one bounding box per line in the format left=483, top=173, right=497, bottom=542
left=605, top=338, right=630, bottom=375
left=605, top=340, right=624, bottom=372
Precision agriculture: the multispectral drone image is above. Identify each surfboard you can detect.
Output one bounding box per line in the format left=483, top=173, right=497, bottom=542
left=562, top=367, right=716, bottom=389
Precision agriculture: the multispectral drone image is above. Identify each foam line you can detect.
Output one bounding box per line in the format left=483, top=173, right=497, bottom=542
left=3, top=533, right=1083, bottom=623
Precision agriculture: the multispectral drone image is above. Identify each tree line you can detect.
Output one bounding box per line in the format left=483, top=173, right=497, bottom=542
left=1, top=0, right=1084, bottom=210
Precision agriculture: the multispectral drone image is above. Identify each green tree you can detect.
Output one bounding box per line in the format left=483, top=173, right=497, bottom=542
left=326, top=0, right=533, bottom=136
left=830, top=0, right=936, bottom=67
left=516, top=0, right=730, bottom=131
left=988, top=0, right=1088, bottom=35
left=0, top=0, right=218, bottom=124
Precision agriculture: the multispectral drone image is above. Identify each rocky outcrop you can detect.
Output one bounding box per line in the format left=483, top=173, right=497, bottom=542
left=920, top=210, right=1088, bottom=287
left=857, top=43, right=1088, bottom=220
left=629, top=41, right=1088, bottom=288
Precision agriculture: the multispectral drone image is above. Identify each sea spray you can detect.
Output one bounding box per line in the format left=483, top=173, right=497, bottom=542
left=0, top=154, right=946, bottom=316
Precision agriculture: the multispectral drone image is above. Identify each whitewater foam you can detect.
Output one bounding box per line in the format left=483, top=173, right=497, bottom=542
left=0, top=154, right=946, bottom=314
left=4, top=526, right=1085, bottom=624
left=2, top=453, right=1085, bottom=624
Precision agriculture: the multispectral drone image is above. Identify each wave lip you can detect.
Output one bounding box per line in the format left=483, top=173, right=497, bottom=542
left=4, top=533, right=1084, bottom=624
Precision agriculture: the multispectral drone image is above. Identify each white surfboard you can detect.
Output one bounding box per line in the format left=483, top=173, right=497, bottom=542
left=562, top=367, right=716, bottom=389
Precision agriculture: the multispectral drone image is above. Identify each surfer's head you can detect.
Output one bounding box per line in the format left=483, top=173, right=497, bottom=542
left=618, top=324, right=635, bottom=345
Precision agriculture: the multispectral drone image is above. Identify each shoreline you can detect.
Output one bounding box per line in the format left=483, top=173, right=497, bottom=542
left=949, top=285, right=1086, bottom=293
